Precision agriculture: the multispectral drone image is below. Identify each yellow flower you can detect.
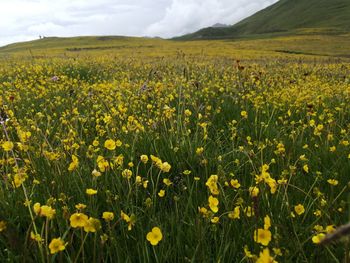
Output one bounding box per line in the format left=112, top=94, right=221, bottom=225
left=68, top=155, right=79, bottom=171
left=196, top=147, right=204, bottom=155
left=84, top=217, right=101, bottom=233
left=230, top=179, right=241, bottom=189
left=40, top=205, right=56, bottom=219
left=158, top=189, right=165, bottom=197
left=30, top=232, right=43, bottom=242
left=184, top=109, right=192, bottom=116
left=92, top=140, right=99, bottom=146
left=2, top=141, right=14, bottom=152
left=241, top=111, right=248, bottom=118
left=160, top=162, right=171, bottom=172
left=13, top=173, right=27, bottom=188
left=163, top=178, right=172, bottom=186
left=183, top=170, right=191, bottom=175
left=327, top=179, right=338, bottom=186
left=92, top=169, right=101, bottom=177
left=329, top=146, right=336, bottom=152
left=102, top=212, right=114, bottom=222
left=254, top=228, right=272, bottom=246
left=294, top=204, right=305, bottom=216
left=97, top=155, right=109, bottom=172
left=303, top=164, right=309, bottom=173
left=33, top=203, right=41, bottom=215
left=208, top=195, right=219, bottom=213
left=264, top=215, right=271, bottom=230
left=0, top=221, right=7, bottom=232
left=199, top=207, right=210, bottom=218
left=314, top=209, right=322, bottom=217
left=256, top=248, right=276, bottom=263
left=326, top=225, right=336, bottom=233
left=244, top=245, right=255, bottom=258
left=70, top=213, right=88, bottom=228
left=86, top=188, right=98, bottom=195
left=211, top=217, right=219, bottom=223
left=228, top=206, right=240, bottom=219
left=49, top=238, right=66, bottom=254
left=115, top=140, right=122, bottom=147
left=205, top=175, right=219, bottom=195
left=150, top=155, right=162, bottom=166
left=122, top=169, right=133, bottom=179
left=140, top=155, right=149, bottom=164
left=121, top=211, right=136, bottom=230
left=146, top=227, right=163, bottom=246
left=249, top=186, right=260, bottom=197
left=104, top=139, right=116, bottom=150
left=33, top=203, right=56, bottom=219
left=75, top=203, right=87, bottom=210
left=312, top=233, right=326, bottom=244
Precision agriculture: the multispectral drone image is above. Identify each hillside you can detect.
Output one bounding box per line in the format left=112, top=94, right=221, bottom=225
left=178, top=0, right=350, bottom=40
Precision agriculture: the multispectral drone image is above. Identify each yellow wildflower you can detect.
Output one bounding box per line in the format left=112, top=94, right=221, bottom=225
left=303, top=164, right=309, bottom=173
left=86, top=188, right=97, bottom=195
left=49, top=238, right=66, bottom=254
left=68, top=155, right=79, bottom=171
left=256, top=248, right=276, bottom=263
left=40, top=205, right=56, bottom=219
left=121, top=211, right=136, bottom=231
left=146, top=227, right=163, bottom=246
left=104, top=139, right=116, bottom=150
left=294, top=204, right=305, bottom=216
left=312, top=233, right=326, bottom=244
left=206, top=175, right=219, bottom=195
left=2, top=141, right=14, bottom=152
left=70, top=213, right=88, bottom=228
left=249, top=186, right=260, bottom=197
left=230, top=179, right=241, bottom=189
left=208, top=195, right=219, bottom=213
left=102, top=212, right=114, bottom=222
left=84, top=217, right=101, bottom=233
left=254, top=228, right=272, bottom=246
left=228, top=206, right=240, bottom=219
left=92, top=169, right=102, bottom=177
left=160, top=162, right=171, bottom=172
left=241, top=111, right=248, bottom=118
left=264, top=215, right=271, bottom=230
left=158, top=189, right=165, bottom=197
left=140, top=155, right=149, bottom=164
left=211, top=217, right=219, bottom=224
left=327, top=179, right=338, bottom=186
left=163, top=178, right=172, bottom=186
left=122, top=169, right=133, bottom=179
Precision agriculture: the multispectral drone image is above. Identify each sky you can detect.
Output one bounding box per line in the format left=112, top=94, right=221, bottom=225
left=0, top=0, right=278, bottom=47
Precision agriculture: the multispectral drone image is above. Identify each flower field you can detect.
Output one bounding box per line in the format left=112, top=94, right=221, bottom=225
left=0, top=42, right=350, bottom=262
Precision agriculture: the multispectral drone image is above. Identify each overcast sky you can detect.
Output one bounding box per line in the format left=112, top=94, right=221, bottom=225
left=0, top=0, right=278, bottom=47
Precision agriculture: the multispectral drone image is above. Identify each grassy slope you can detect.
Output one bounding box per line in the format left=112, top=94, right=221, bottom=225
left=1, top=34, right=350, bottom=61
left=178, top=0, right=350, bottom=40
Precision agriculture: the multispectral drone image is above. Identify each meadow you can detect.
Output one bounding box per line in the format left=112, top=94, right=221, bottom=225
left=0, top=35, right=350, bottom=262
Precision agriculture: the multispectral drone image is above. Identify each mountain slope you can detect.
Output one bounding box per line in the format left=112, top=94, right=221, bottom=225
left=178, top=0, right=350, bottom=40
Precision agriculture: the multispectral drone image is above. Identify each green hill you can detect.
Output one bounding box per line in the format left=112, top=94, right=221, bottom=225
left=178, top=0, right=350, bottom=40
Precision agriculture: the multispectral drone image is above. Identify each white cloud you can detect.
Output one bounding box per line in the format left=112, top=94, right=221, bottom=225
left=0, top=0, right=278, bottom=47
left=144, top=0, right=278, bottom=37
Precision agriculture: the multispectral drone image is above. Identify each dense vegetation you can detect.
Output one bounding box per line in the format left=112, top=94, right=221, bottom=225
left=0, top=37, right=349, bottom=262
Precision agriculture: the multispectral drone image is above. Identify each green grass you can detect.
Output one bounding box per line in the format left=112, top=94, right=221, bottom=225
left=0, top=36, right=349, bottom=262
left=1, top=34, right=350, bottom=61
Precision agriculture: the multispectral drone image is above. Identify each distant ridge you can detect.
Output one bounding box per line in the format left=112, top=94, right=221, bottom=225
left=177, top=0, right=350, bottom=40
